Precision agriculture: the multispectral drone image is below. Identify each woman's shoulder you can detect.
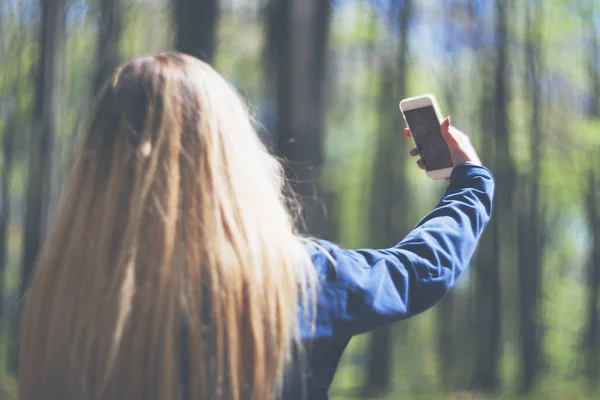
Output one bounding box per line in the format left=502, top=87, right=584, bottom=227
left=302, top=239, right=338, bottom=276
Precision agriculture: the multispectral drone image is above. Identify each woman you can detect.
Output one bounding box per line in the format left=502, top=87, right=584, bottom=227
left=18, top=52, right=493, bottom=400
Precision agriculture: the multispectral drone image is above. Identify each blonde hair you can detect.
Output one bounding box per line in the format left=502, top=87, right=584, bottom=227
left=18, top=52, right=314, bottom=400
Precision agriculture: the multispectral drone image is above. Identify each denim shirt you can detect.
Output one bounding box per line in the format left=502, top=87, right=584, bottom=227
left=281, top=164, right=495, bottom=399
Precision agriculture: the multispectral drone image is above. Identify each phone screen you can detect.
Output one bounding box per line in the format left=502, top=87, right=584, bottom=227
left=403, top=106, right=453, bottom=171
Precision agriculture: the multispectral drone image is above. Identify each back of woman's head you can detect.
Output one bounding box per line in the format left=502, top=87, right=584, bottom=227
left=19, top=52, right=312, bottom=400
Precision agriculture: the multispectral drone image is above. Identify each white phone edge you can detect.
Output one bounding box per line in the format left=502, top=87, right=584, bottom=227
left=398, top=94, right=453, bottom=180
left=426, top=167, right=453, bottom=180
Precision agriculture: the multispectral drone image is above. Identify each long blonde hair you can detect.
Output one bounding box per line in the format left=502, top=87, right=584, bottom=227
left=18, top=52, right=313, bottom=400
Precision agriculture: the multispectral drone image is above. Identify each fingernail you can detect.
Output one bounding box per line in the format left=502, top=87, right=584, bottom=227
left=445, top=117, right=451, bottom=127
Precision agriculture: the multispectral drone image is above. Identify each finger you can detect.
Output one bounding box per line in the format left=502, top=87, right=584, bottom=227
left=416, top=159, right=425, bottom=170
left=440, top=116, right=451, bottom=138
left=409, top=147, right=419, bottom=157
left=403, top=127, right=411, bottom=138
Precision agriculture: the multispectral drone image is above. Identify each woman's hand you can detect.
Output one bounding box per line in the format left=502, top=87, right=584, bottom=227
left=403, top=117, right=482, bottom=171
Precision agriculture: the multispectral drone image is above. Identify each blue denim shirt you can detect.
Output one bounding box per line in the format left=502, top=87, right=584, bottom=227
left=281, top=163, right=495, bottom=399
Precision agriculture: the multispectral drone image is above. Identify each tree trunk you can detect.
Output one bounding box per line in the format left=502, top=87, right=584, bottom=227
left=0, top=113, right=16, bottom=358
left=93, top=0, right=123, bottom=93
left=173, top=0, right=219, bottom=62
left=14, top=0, right=66, bottom=372
left=471, top=0, right=513, bottom=391
left=470, top=58, right=501, bottom=399
left=363, top=1, right=412, bottom=396
left=583, top=2, right=600, bottom=391
left=518, top=3, right=544, bottom=393
left=471, top=218, right=501, bottom=391
left=436, top=1, right=463, bottom=390
left=362, top=60, right=398, bottom=398
left=584, top=167, right=600, bottom=389
left=266, top=0, right=332, bottom=237
left=493, top=0, right=515, bottom=214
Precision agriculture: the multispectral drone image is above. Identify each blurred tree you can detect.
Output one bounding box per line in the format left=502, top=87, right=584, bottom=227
left=15, top=0, right=67, bottom=372
left=0, top=0, right=11, bottom=361
left=436, top=0, right=462, bottom=391
left=471, top=0, right=514, bottom=392
left=265, top=0, right=332, bottom=237
left=362, top=0, right=413, bottom=396
left=173, top=0, right=219, bottom=62
left=0, top=97, right=16, bottom=362
left=93, top=0, right=123, bottom=92
left=491, top=0, right=515, bottom=238
left=584, top=161, right=600, bottom=391
left=582, top=0, right=600, bottom=391
left=517, top=1, right=545, bottom=393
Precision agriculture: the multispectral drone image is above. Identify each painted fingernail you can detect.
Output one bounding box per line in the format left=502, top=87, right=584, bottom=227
left=444, top=117, right=450, bottom=127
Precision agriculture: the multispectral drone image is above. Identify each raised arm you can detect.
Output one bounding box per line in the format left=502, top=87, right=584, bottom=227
left=303, top=120, right=494, bottom=338
left=306, top=163, right=493, bottom=337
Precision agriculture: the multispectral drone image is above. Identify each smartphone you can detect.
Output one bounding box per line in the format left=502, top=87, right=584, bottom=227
left=399, top=94, right=453, bottom=180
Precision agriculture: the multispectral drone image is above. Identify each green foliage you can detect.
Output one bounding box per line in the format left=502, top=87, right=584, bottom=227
left=331, top=2, right=379, bottom=47
left=120, top=2, right=173, bottom=59
left=215, top=13, right=265, bottom=100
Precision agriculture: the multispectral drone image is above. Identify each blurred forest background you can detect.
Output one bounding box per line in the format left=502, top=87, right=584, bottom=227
left=0, top=0, right=599, bottom=399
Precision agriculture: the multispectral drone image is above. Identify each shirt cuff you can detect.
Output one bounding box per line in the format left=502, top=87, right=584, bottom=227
left=450, top=163, right=493, bottom=185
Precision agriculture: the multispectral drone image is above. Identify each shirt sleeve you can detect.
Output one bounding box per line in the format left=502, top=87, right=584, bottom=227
left=304, top=163, right=495, bottom=338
